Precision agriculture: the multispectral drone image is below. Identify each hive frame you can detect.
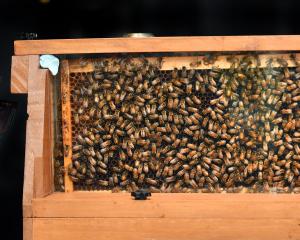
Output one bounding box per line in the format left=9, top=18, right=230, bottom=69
left=63, top=53, right=299, bottom=192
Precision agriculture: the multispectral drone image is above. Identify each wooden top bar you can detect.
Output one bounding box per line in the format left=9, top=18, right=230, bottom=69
left=14, top=35, right=300, bottom=55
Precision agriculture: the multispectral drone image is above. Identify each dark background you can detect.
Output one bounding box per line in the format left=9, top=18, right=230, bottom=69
left=0, top=0, right=300, bottom=239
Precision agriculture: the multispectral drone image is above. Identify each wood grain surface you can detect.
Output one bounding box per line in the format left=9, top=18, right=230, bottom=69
left=11, top=55, right=29, bottom=93
left=33, top=218, right=300, bottom=240
left=15, top=35, right=300, bottom=55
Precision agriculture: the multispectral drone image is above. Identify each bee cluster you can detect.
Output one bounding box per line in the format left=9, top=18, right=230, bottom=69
left=66, top=55, right=300, bottom=193
left=54, top=98, right=65, bottom=192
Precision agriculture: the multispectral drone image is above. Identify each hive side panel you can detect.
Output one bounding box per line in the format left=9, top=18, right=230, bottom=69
left=11, top=55, right=29, bottom=93
left=61, top=60, right=74, bottom=192
left=33, top=218, right=300, bottom=240
left=14, top=35, right=300, bottom=55
left=23, top=55, right=52, bottom=217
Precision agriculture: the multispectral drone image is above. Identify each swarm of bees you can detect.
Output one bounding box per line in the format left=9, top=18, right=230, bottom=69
left=65, top=55, right=300, bottom=193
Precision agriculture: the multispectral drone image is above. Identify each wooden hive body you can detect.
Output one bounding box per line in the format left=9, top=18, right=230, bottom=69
left=12, top=36, right=300, bottom=240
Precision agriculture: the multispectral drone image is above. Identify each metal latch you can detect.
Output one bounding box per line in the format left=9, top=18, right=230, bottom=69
left=131, top=189, right=151, bottom=200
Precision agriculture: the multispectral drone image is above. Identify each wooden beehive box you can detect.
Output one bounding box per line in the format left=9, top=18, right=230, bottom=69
left=11, top=36, right=300, bottom=240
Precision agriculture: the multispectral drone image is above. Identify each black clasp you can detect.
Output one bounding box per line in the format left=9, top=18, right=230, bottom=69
left=131, top=189, right=151, bottom=200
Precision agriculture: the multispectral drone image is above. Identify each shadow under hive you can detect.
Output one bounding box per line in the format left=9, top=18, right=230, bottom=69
left=65, top=57, right=300, bottom=193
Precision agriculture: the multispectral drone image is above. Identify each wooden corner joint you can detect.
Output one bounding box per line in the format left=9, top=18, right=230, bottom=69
left=11, top=55, right=53, bottom=94
left=11, top=55, right=29, bottom=94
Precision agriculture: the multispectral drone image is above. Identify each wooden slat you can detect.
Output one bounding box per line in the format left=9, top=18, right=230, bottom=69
left=68, top=53, right=299, bottom=73
left=33, top=73, right=54, bottom=198
left=33, top=218, right=300, bottom=240
left=11, top=55, right=29, bottom=93
left=23, top=55, right=51, bottom=217
left=23, top=218, right=33, bottom=240
left=158, top=54, right=298, bottom=70
left=61, top=60, right=73, bottom=192
left=36, top=191, right=300, bottom=200
left=32, top=192, right=300, bottom=219
left=42, top=71, right=54, bottom=195
left=14, top=35, right=300, bottom=55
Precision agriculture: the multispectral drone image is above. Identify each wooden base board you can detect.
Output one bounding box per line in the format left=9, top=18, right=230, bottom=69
left=25, top=192, right=300, bottom=240
left=33, top=218, right=300, bottom=240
